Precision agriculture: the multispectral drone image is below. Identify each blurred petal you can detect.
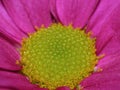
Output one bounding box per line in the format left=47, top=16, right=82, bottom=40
left=3, top=0, right=35, bottom=34
left=86, top=0, right=120, bottom=55
left=0, top=38, right=21, bottom=71
left=56, top=0, right=99, bottom=28
left=0, top=88, right=12, bottom=90
left=0, top=71, right=47, bottom=90
left=81, top=51, right=120, bottom=89
left=0, top=1, right=26, bottom=43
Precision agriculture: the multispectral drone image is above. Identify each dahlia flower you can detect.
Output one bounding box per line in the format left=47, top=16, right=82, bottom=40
left=0, top=0, right=120, bottom=90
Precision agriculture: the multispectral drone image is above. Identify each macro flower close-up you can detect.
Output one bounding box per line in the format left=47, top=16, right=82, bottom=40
left=0, top=0, right=120, bottom=90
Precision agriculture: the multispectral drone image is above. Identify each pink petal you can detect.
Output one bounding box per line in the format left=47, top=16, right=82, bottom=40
left=56, top=0, right=99, bottom=28
left=97, top=52, right=120, bottom=72
left=3, top=0, right=52, bottom=31
left=81, top=51, right=120, bottom=89
left=50, top=0, right=60, bottom=22
left=0, top=1, right=26, bottom=43
left=0, top=38, right=21, bottom=71
left=3, top=0, right=35, bottom=34
left=81, top=72, right=120, bottom=90
left=98, top=5, right=120, bottom=55
left=21, top=0, right=52, bottom=27
left=0, top=88, right=12, bottom=90
left=0, top=71, right=47, bottom=90
left=56, top=86, right=70, bottom=90
left=86, top=0, right=120, bottom=55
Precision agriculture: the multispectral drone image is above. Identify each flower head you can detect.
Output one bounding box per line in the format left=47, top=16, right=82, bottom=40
left=0, top=0, right=120, bottom=90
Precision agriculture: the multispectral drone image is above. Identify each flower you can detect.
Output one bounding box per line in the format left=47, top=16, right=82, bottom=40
left=0, top=0, right=120, bottom=90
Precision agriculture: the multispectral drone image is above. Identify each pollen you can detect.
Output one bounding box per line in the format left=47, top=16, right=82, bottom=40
left=20, top=24, right=98, bottom=90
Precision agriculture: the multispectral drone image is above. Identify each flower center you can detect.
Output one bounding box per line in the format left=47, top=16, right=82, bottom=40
left=20, top=24, right=98, bottom=90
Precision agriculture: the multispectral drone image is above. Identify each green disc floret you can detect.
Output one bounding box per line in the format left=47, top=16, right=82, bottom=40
left=20, top=24, right=98, bottom=90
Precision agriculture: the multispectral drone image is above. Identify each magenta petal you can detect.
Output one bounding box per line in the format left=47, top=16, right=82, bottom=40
left=0, top=38, right=21, bottom=71
left=0, top=88, right=12, bottom=90
left=97, top=52, right=120, bottom=72
left=96, top=32, right=120, bottom=55
left=98, top=5, right=120, bottom=55
left=50, top=0, right=60, bottom=22
left=21, top=0, right=52, bottom=27
left=56, top=0, right=99, bottom=28
left=0, top=1, right=26, bottom=43
left=3, top=0, right=35, bottom=34
left=0, top=71, right=47, bottom=90
left=81, top=72, right=120, bottom=90
left=81, top=51, right=120, bottom=89
left=86, top=0, right=120, bottom=55
left=56, top=86, right=70, bottom=90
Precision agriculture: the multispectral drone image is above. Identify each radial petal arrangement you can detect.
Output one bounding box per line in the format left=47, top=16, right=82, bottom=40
left=0, top=0, right=120, bottom=90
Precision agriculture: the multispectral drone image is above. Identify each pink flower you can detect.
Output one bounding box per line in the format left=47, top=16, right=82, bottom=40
left=0, top=0, right=120, bottom=90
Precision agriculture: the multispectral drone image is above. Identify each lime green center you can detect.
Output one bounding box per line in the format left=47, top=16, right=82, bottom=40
left=20, top=24, right=98, bottom=90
